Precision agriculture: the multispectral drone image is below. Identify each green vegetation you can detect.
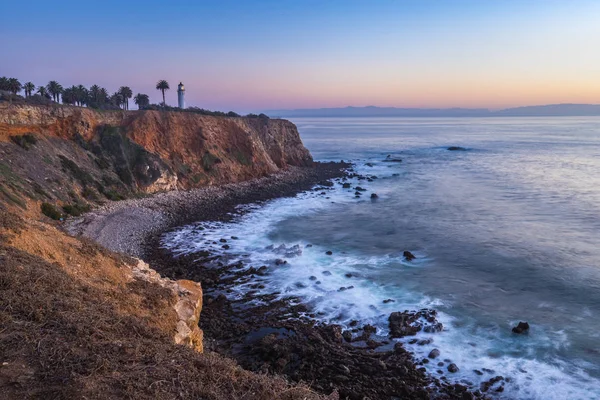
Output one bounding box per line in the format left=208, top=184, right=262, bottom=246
left=155, top=80, right=170, bottom=106
left=202, top=152, right=220, bottom=171
left=0, top=184, right=26, bottom=208
left=10, top=133, right=38, bottom=150
left=134, top=93, right=150, bottom=108
left=62, top=203, right=91, bottom=217
left=58, top=155, right=95, bottom=186
left=41, top=202, right=63, bottom=220
left=2, top=76, right=263, bottom=117
left=119, top=86, right=133, bottom=110
left=233, top=150, right=252, bottom=166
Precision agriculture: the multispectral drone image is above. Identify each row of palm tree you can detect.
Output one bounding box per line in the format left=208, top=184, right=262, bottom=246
left=0, top=77, right=169, bottom=110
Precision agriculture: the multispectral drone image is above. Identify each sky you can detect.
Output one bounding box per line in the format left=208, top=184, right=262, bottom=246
left=2, top=0, right=600, bottom=112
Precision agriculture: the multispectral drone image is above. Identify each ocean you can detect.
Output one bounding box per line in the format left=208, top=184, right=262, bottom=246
left=163, top=117, right=600, bottom=399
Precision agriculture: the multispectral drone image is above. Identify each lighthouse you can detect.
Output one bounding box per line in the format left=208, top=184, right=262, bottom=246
left=177, top=82, right=185, bottom=109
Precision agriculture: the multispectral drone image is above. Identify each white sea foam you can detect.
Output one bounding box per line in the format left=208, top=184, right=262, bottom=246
left=162, top=159, right=600, bottom=400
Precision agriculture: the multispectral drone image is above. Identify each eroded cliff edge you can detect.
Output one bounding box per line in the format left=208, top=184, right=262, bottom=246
left=0, top=103, right=312, bottom=207
left=0, top=104, right=334, bottom=400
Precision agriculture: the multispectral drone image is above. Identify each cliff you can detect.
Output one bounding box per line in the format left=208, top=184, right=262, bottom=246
left=0, top=103, right=312, bottom=211
left=0, top=103, right=332, bottom=399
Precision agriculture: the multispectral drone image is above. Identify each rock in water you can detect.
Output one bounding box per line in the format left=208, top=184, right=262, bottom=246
left=447, top=146, right=467, bottom=151
left=403, top=251, right=416, bottom=261
left=326, top=251, right=333, bottom=255
left=370, top=193, right=378, bottom=199
left=447, top=363, right=459, bottom=373
left=512, top=321, right=530, bottom=334
left=428, top=348, right=441, bottom=359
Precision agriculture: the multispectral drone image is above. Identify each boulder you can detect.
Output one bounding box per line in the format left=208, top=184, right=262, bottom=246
left=447, top=146, right=467, bottom=151
left=512, top=321, right=530, bottom=334
left=403, top=251, right=416, bottom=261
left=447, top=363, right=459, bottom=373
left=370, top=193, right=378, bottom=199
left=428, top=348, right=441, bottom=359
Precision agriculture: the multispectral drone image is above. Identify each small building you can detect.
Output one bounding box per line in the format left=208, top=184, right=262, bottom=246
left=177, top=82, right=185, bottom=109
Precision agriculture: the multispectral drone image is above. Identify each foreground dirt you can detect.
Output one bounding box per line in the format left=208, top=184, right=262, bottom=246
left=0, top=211, right=333, bottom=400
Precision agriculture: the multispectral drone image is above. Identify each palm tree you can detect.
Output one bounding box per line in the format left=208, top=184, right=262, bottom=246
left=0, top=77, right=8, bottom=91
left=61, top=87, right=76, bottom=105
left=7, top=78, right=22, bottom=95
left=133, top=93, right=150, bottom=109
left=110, top=92, right=124, bottom=109
left=89, top=85, right=101, bottom=103
left=155, top=80, right=169, bottom=106
left=36, top=86, right=50, bottom=98
left=23, top=82, right=35, bottom=98
left=75, top=85, right=89, bottom=106
left=46, top=81, right=63, bottom=103
left=118, top=86, right=133, bottom=110
left=99, top=87, right=109, bottom=103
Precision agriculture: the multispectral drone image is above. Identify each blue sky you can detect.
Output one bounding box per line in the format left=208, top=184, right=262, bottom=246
left=2, top=0, right=600, bottom=112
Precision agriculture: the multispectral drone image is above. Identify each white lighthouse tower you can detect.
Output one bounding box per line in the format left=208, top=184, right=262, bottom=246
left=177, top=82, right=185, bottom=109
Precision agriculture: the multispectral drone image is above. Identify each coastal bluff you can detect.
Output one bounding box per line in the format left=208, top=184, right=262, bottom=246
left=0, top=103, right=334, bottom=399
left=0, top=103, right=313, bottom=206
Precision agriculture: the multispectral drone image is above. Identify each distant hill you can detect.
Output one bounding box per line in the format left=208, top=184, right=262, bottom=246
left=266, top=104, right=600, bottom=118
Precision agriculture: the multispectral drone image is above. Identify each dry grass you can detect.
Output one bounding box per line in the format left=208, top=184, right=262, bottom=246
left=0, top=212, right=333, bottom=399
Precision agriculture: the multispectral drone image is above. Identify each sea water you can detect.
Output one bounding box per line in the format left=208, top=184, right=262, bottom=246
left=163, top=117, right=600, bottom=399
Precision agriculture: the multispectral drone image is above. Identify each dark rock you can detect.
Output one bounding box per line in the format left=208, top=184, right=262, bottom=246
left=322, top=270, right=332, bottom=276
left=512, top=321, right=530, bottom=334
left=438, top=362, right=444, bottom=367
left=325, top=251, right=333, bottom=255
left=448, top=363, right=459, bottom=373
left=447, top=146, right=467, bottom=151
left=221, top=244, right=230, bottom=249
left=423, top=322, right=444, bottom=333
left=383, top=299, right=395, bottom=304
left=305, top=244, right=313, bottom=247
left=403, top=251, right=416, bottom=261
left=309, top=275, right=317, bottom=281
left=342, top=183, right=351, bottom=188
left=355, top=186, right=367, bottom=191
left=388, top=312, right=422, bottom=337
left=274, top=259, right=287, bottom=265
left=219, top=238, right=227, bottom=243
left=342, top=330, right=353, bottom=342
left=473, top=369, right=483, bottom=376
left=384, top=155, right=403, bottom=162
left=428, top=348, right=441, bottom=359
left=481, top=376, right=504, bottom=392
left=231, top=236, right=239, bottom=239
left=345, top=273, right=353, bottom=278
left=256, top=266, right=268, bottom=275
left=370, top=193, right=378, bottom=199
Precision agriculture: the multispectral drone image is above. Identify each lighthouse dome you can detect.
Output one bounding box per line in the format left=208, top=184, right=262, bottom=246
left=178, top=82, right=185, bottom=91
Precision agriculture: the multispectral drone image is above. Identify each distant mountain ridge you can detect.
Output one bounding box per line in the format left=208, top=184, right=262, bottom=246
left=266, top=104, right=600, bottom=118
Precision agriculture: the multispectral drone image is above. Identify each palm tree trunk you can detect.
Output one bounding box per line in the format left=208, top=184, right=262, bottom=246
left=162, top=90, right=165, bottom=106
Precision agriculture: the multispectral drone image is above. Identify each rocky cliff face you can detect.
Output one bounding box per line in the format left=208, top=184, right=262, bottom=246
left=0, top=103, right=312, bottom=212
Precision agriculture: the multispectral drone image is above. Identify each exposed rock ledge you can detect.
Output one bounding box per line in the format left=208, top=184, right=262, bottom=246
left=131, top=259, right=204, bottom=352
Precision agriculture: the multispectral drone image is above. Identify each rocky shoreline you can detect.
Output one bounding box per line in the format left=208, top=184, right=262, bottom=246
left=69, top=161, right=484, bottom=399
left=66, top=163, right=348, bottom=258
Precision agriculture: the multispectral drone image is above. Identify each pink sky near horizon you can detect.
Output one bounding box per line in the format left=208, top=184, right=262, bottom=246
left=3, top=1, right=600, bottom=112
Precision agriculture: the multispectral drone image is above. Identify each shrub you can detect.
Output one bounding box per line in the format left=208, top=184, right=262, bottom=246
left=202, top=152, right=220, bottom=171
left=62, top=203, right=91, bottom=217
left=10, top=134, right=38, bottom=150
left=58, top=155, right=95, bottom=186
left=41, top=202, right=63, bottom=220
